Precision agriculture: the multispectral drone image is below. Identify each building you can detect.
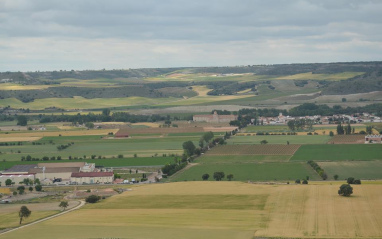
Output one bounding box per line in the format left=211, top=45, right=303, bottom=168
left=70, top=172, right=114, bottom=184
left=2, top=165, right=37, bottom=175
left=193, top=111, right=237, bottom=123
left=365, top=135, right=382, bottom=144
left=0, top=174, right=35, bottom=186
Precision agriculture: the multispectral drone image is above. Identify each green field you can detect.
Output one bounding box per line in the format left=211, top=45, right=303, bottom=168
left=0, top=157, right=175, bottom=171
left=318, top=161, right=382, bottom=180
left=0, top=135, right=201, bottom=161
left=291, top=144, right=382, bottom=161
left=228, top=135, right=331, bottom=144
left=170, top=162, right=320, bottom=181
left=196, top=155, right=291, bottom=164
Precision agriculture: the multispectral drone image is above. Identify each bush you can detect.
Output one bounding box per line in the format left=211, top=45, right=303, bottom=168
left=338, top=184, right=353, bottom=196
left=213, top=172, right=225, bottom=181
left=347, top=177, right=355, bottom=184
left=302, top=180, right=308, bottom=184
left=202, top=173, right=209, bottom=181
left=85, top=195, right=101, bottom=203
left=353, top=179, right=361, bottom=184
left=334, top=174, right=339, bottom=180
left=295, top=179, right=301, bottom=184
left=35, top=184, right=42, bottom=191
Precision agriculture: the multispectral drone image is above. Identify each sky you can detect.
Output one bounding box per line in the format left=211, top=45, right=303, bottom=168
left=0, top=0, right=381, bottom=72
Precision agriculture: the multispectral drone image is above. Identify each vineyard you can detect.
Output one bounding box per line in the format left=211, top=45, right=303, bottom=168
left=207, top=144, right=301, bottom=155
left=328, top=135, right=365, bottom=144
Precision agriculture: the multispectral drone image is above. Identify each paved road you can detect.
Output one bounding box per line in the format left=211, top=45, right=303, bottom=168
left=0, top=200, right=85, bottom=236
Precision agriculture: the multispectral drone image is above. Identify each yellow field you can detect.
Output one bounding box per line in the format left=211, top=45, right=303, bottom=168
left=0, top=188, right=11, bottom=194
left=0, top=137, right=42, bottom=142
left=1, top=182, right=381, bottom=239
left=191, top=85, right=211, bottom=96
left=0, top=83, right=52, bottom=90
left=130, top=122, right=160, bottom=128
left=237, top=88, right=252, bottom=94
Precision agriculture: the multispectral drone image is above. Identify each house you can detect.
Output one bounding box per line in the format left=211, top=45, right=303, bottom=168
left=193, top=111, right=237, bottom=123
left=365, top=135, right=382, bottom=144
left=70, top=172, right=114, bottom=184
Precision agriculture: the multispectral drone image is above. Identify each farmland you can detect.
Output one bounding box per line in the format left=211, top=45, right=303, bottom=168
left=228, top=135, right=331, bottom=144
left=318, top=161, right=382, bottom=180
left=291, top=144, right=382, bottom=161
left=1, top=182, right=381, bottom=239
left=206, top=144, right=301, bottom=155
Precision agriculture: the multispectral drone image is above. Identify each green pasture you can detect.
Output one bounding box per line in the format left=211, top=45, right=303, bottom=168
left=228, top=135, right=331, bottom=144
left=171, top=162, right=320, bottom=181
left=244, top=125, right=290, bottom=132
left=318, top=161, right=382, bottom=180
left=196, top=155, right=291, bottom=164
left=0, top=135, right=200, bottom=161
left=291, top=144, right=382, bottom=161
left=0, top=157, right=175, bottom=171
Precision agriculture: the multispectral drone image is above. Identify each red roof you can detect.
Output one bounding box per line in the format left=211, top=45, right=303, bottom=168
left=71, top=172, right=113, bottom=178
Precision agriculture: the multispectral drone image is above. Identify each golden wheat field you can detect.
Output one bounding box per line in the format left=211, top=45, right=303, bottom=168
left=1, top=182, right=381, bottom=239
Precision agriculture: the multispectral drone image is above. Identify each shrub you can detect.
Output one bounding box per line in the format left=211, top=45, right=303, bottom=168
left=302, top=180, right=308, bottom=184
left=338, top=184, right=353, bottom=197
left=334, top=174, right=339, bottom=180
left=35, top=184, right=42, bottom=191
left=202, top=173, right=209, bottom=181
left=295, top=179, right=301, bottom=184
left=353, top=179, right=361, bottom=184
left=347, top=177, right=355, bottom=184
left=85, top=195, right=101, bottom=203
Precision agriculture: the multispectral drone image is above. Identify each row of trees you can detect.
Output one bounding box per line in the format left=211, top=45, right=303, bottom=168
left=202, top=172, right=234, bottom=181
left=307, top=161, right=328, bottom=180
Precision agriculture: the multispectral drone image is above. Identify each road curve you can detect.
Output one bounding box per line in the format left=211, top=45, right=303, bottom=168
left=0, top=200, right=86, bottom=236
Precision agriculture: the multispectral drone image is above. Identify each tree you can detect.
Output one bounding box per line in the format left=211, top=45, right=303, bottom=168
left=295, top=179, right=301, bottom=184
left=29, top=186, right=33, bottom=192
left=329, top=131, right=334, bottom=136
left=102, top=108, right=111, bottom=116
left=347, top=177, right=355, bottom=184
left=342, top=98, right=347, bottom=102
left=85, top=195, right=101, bottom=203
left=287, top=120, right=295, bottom=131
left=213, top=172, right=225, bottom=181
left=366, top=126, right=373, bottom=134
left=182, top=141, right=196, bottom=156
left=34, top=178, right=40, bottom=185
left=336, top=123, right=344, bottom=135
left=202, top=173, right=210, bottom=181
left=35, top=184, right=42, bottom=192
left=85, top=122, right=94, bottom=129
left=353, top=179, right=361, bottom=184
left=17, top=115, right=28, bottom=126
left=19, top=206, right=31, bottom=224
left=5, top=179, right=12, bottom=186
left=227, top=174, right=234, bottom=181
left=202, top=131, right=214, bottom=143
left=260, top=140, right=268, bottom=145
left=59, top=201, right=69, bottom=211
left=334, top=174, right=339, bottom=180
left=338, top=184, right=353, bottom=197
left=302, top=180, right=308, bottom=184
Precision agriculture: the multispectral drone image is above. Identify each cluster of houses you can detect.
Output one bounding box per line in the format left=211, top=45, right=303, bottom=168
left=0, top=162, right=114, bottom=186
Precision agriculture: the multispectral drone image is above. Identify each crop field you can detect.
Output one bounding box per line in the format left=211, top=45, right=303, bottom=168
left=171, top=162, right=320, bottom=181
left=318, top=161, right=382, bottom=180
left=206, top=144, right=301, bottom=155
left=328, top=135, right=366, bottom=144
left=115, top=127, right=206, bottom=135
left=0, top=157, right=175, bottom=171
left=291, top=144, right=382, bottom=161
left=196, top=155, right=291, bottom=164
left=228, top=135, right=331, bottom=144
left=0, top=134, right=201, bottom=161
left=2, top=182, right=381, bottom=239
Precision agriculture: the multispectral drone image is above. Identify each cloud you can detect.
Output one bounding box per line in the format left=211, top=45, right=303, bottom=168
left=0, top=0, right=381, bottom=71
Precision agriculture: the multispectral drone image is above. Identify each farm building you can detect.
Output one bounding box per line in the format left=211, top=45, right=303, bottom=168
left=193, top=111, right=237, bottom=123
left=0, top=162, right=96, bottom=185
left=70, top=172, right=114, bottom=184
left=115, top=129, right=129, bottom=138
left=365, top=135, right=382, bottom=144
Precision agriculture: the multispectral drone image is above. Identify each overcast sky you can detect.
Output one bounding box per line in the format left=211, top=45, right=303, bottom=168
left=0, top=0, right=381, bottom=72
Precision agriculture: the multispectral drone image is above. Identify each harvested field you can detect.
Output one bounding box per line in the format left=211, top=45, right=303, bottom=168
left=203, top=126, right=237, bottom=132
left=328, top=135, right=366, bottom=144
left=3, top=182, right=381, bottom=239
left=207, top=144, right=301, bottom=155
left=0, top=129, right=118, bottom=138
left=0, top=136, right=42, bottom=142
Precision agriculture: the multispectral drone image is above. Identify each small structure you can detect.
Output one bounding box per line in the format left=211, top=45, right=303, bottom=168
left=365, top=135, right=382, bottom=144
left=115, top=129, right=129, bottom=138
left=70, top=172, right=114, bottom=184
left=193, top=111, right=237, bottom=123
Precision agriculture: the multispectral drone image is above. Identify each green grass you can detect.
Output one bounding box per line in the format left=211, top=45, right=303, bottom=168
left=244, top=125, right=290, bottom=132
left=0, top=135, right=200, bottom=161
left=291, top=144, right=382, bottom=161
left=196, top=155, right=291, bottom=164
left=0, top=157, right=175, bottom=170
left=170, top=162, right=320, bottom=181
left=228, top=135, right=331, bottom=144
left=318, top=161, right=382, bottom=180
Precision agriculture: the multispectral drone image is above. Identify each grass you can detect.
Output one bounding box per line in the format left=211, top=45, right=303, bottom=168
left=228, top=135, right=331, bottom=144
left=318, top=161, right=382, bottom=180
left=291, top=144, right=382, bottom=161
left=0, top=134, right=200, bottom=161
left=2, top=182, right=381, bottom=239
left=196, top=155, right=291, bottom=164
left=170, top=162, right=320, bottom=181
left=0, top=157, right=176, bottom=170
left=0, top=210, right=59, bottom=230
